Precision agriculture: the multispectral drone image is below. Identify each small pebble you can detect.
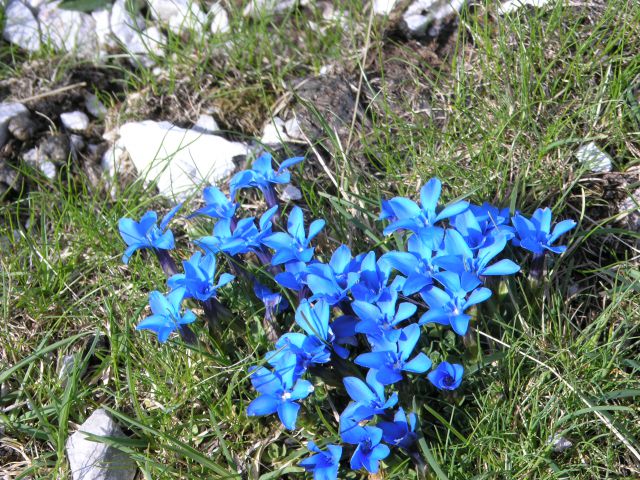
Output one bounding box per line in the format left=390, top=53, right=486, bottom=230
left=548, top=434, right=573, bottom=453
left=40, top=134, right=71, bottom=163
left=84, top=93, right=107, bottom=119
left=60, top=111, right=90, bottom=133
left=575, top=141, right=613, bottom=173
left=280, top=184, right=302, bottom=202
left=8, top=114, right=36, bottom=141
left=193, top=114, right=220, bottom=134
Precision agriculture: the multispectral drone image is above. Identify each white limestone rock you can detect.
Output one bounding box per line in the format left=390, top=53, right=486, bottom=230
left=147, top=0, right=207, bottom=34
left=60, top=111, right=90, bottom=133
left=575, top=142, right=612, bottom=173
left=498, top=0, right=551, bottom=14
left=402, top=0, right=465, bottom=37
left=117, top=120, right=247, bottom=201
left=23, top=147, right=56, bottom=180
left=209, top=1, right=230, bottom=34
left=0, top=103, right=29, bottom=149
left=66, top=409, right=136, bottom=480
left=373, top=0, right=397, bottom=15
left=279, top=184, right=302, bottom=202
left=2, top=0, right=42, bottom=52
left=193, top=114, right=220, bottom=133
left=92, top=8, right=115, bottom=54
left=243, top=0, right=305, bottom=17
left=38, top=2, right=98, bottom=58
left=261, top=117, right=304, bottom=146
left=85, top=94, right=108, bottom=120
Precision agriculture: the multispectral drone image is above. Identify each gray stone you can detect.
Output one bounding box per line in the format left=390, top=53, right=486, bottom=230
left=66, top=408, right=136, bottom=480
left=40, top=134, right=71, bottom=163
left=148, top=0, right=207, bottom=34
left=547, top=434, right=572, bottom=453
left=402, top=0, right=465, bottom=37
left=85, top=94, right=108, bottom=120
left=38, top=2, right=99, bottom=58
left=1, top=103, right=29, bottom=149
left=279, top=184, right=302, bottom=202
left=2, top=0, right=42, bottom=52
left=61, top=111, right=90, bottom=133
left=498, top=0, right=551, bottom=14
left=23, top=147, right=56, bottom=180
left=575, top=142, right=612, bottom=173
left=261, top=116, right=304, bottom=147
left=243, top=0, right=305, bottom=17
left=373, top=0, right=397, bottom=15
left=209, top=1, right=229, bottom=34
left=8, top=114, right=37, bottom=141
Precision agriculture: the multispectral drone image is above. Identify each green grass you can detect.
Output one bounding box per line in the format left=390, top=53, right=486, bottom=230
left=1, top=0, right=640, bottom=478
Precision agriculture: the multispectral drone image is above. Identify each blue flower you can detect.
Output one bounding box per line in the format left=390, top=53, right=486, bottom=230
left=377, top=408, right=418, bottom=450
left=348, top=426, right=390, bottom=474
left=262, top=206, right=325, bottom=265
left=229, top=153, right=304, bottom=205
left=512, top=208, right=576, bottom=255
left=343, top=371, right=398, bottom=416
left=355, top=324, right=432, bottom=385
left=351, top=251, right=403, bottom=303
left=118, top=204, right=181, bottom=264
left=419, top=272, right=492, bottom=335
left=330, top=315, right=359, bottom=359
left=266, top=333, right=330, bottom=378
left=295, top=299, right=333, bottom=342
left=352, top=291, right=417, bottom=347
left=381, top=178, right=469, bottom=246
left=433, top=230, right=520, bottom=278
left=246, top=354, right=314, bottom=430
left=428, top=361, right=463, bottom=390
left=136, top=287, right=196, bottom=343
left=299, top=442, right=342, bottom=480
left=469, top=203, right=514, bottom=239
left=254, top=281, right=289, bottom=322
left=189, top=186, right=237, bottom=220
left=167, top=252, right=234, bottom=302
left=380, top=232, right=438, bottom=295
left=305, top=245, right=361, bottom=305
left=450, top=208, right=513, bottom=250
left=275, top=261, right=309, bottom=291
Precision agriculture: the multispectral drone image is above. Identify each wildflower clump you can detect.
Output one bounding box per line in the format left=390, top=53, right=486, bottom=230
left=118, top=152, right=575, bottom=477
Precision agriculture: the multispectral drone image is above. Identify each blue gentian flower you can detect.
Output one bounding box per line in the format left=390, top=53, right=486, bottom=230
left=262, top=206, right=325, bottom=265
left=306, top=245, right=361, bottom=305
left=254, top=281, right=289, bottom=323
left=354, top=324, right=432, bottom=385
left=381, top=178, right=469, bottom=246
left=512, top=208, right=576, bottom=255
left=352, top=291, right=417, bottom=347
left=295, top=299, right=333, bottom=342
left=348, top=426, right=390, bottom=474
left=330, top=315, right=359, bottom=359
left=229, top=153, right=304, bottom=205
left=136, top=287, right=196, bottom=343
left=419, top=272, right=492, bottom=335
left=433, top=230, right=520, bottom=277
left=275, top=261, right=309, bottom=291
left=299, top=442, right=342, bottom=480
left=380, top=232, right=438, bottom=295
left=118, top=204, right=181, bottom=264
left=189, top=186, right=237, bottom=220
left=351, top=251, right=403, bottom=303
left=343, top=371, right=398, bottom=416
left=266, top=333, right=330, bottom=378
left=377, top=407, right=418, bottom=450
left=246, top=354, right=314, bottom=430
left=167, top=252, right=234, bottom=302
left=469, top=202, right=514, bottom=239
left=428, top=361, right=463, bottom=390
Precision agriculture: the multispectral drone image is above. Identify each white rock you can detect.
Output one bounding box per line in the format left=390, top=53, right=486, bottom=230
left=38, top=2, right=98, bottom=58
left=101, top=140, right=127, bottom=178
left=148, top=0, right=207, bottom=34
left=193, top=114, right=220, bottom=133
left=110, top=0, right=146, bottom=48
left=243, top=0, right=304, bottom=17
left=575, top=142, right=612, bottom=173
left=2, top=0, right=42, bottom=52
left=279, top=184, right=302, bottom=202
left=92, top=8, right=115, bottom=53
left=66, top=409, right=136, bottom=480
left=498, top=0, right=551, bottom=14
left=127, top=26, right=166, bottom=67
left=0, top=102, right=29, bottom=149
left=85, top=94, right=108, bottom=119
left=117, top=120, right=247, bottom=201
left=373, top=0, right=397, bottom=15
left=23, top=147, right=56, bottom=180
left=209, top=1, right=230, bottom=34
left=60, top=111, right=90, bottom=133
left=403, top=0, right=465, bottom=36
left=261, top=117, right=304, bottom=146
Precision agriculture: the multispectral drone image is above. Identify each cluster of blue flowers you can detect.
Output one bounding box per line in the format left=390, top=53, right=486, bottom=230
left=118, top=153, right=575, bottom=478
